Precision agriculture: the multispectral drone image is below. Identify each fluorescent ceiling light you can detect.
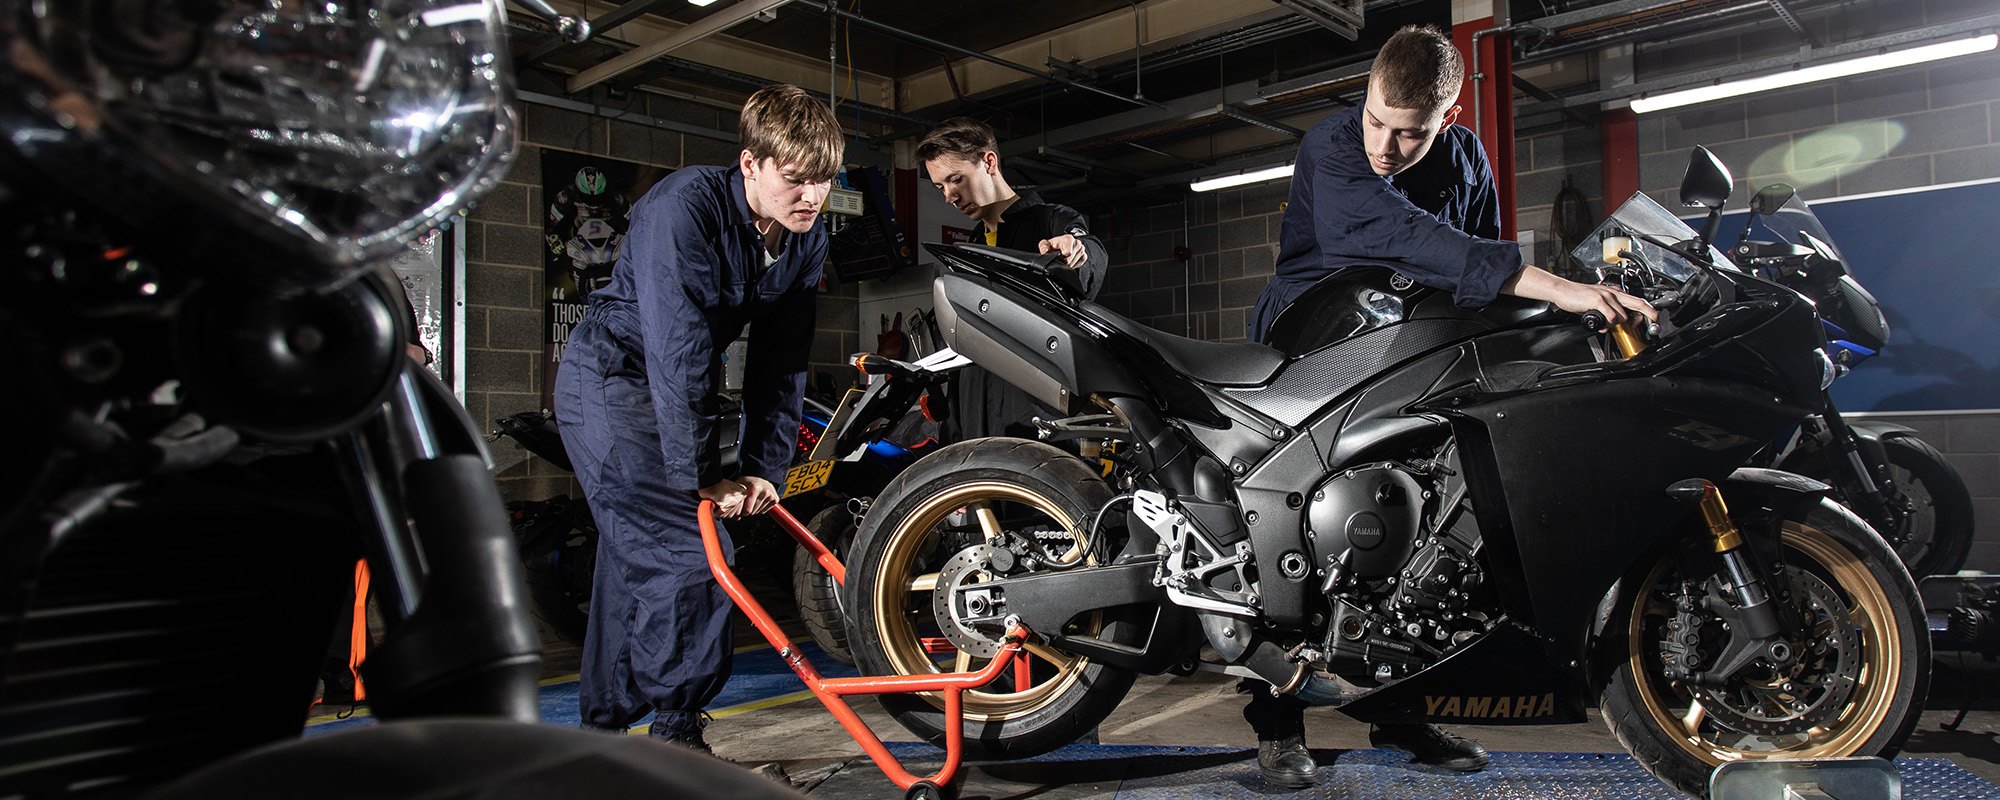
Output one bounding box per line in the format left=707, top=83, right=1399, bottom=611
left=1190, top=163, right=1293, bottom=192
left=688, top=0, right=721, bottom=5
left=1630, top=34, right=1997, bottom=114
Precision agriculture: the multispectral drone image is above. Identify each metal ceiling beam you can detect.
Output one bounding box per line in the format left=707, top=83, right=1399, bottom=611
left=1765, top=0, right=1821, bottom=47
left=1522, top=0, right=1729, bottom=36
left=619, top=53, right=936, bottom=128
left=521, top=0, right=677, bottom=65
left=998, top=59, right=1368, bottom=158
left=1254, top=59, right=1373, bottom=99
left=1516, top=13, right=2000, bottom=116
left=1515, top=2, right=1768, bottom=65
left=518, top=90, right=739, bottom=142
left=520, top=0, right=893, bottom=104
left=896, top=0, right=1292, bottom=112
left=806, top=4, right=1163, bottom=110
left=1272, top=0, right=1364, bottom=40
left=1217, top=105, right=1305, bottom=137
left=569, top=0, right=797, bottom=94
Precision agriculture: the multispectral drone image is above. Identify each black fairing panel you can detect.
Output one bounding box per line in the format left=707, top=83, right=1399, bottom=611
left=1227, top=319, right=1487, bottom=428
left=932, top=272, right=1122, bottom=414
left=1262, top=268, right=1419, bottom=355
left=1440, top=376, right=1810, bottom=662
left=928, top=245, right=1227, bottom=426
left=1262, top=266, right=1559, bottom=357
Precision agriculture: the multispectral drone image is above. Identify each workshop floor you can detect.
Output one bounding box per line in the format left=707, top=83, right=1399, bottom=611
left=306, top=577, right=2000, bottom=797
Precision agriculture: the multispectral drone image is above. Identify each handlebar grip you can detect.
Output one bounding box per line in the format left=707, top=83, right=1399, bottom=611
left=1582, top=311, right=1609, bottom=332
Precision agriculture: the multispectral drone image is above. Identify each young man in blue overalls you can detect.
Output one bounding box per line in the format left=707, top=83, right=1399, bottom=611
left=554, top=84, right=842, bottom=751
left=1243, top=26, right=1654, bottom=787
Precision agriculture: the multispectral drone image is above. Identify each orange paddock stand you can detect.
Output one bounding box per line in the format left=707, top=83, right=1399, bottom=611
left=697, top=500, right=1028, bottom=798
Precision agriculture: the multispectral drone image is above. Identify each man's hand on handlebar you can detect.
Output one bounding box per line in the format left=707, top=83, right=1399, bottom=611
left=1503, top=265, right=1657, bottom=331
left=1038, top=234, right=1088, bottom=269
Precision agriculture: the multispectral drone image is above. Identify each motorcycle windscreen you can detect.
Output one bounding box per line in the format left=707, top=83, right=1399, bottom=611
left=1571, top=193, right=1734, bottom=281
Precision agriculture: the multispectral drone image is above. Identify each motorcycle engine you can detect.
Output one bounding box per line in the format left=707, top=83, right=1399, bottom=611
left=1304, top=462, right=1488, bottom=682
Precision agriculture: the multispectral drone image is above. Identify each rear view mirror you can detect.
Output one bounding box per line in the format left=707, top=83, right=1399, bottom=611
left=1681, top=146, right=1733, bottom=249
left=1751, top=183, right=1796, bottom=216
left=1680, top=146, right=1733, bottom=209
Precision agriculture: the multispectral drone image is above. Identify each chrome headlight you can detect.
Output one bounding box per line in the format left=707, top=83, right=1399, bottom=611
left=4, top=0, right=517, bottom=275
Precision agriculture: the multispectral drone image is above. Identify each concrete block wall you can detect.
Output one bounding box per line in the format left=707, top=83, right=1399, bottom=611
left=461, top=79, right=861, bottom=502
left=1092, top=180, right=1290, bottom=344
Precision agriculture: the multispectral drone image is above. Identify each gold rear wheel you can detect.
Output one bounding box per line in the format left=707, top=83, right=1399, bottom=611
left=848, top=439, right=1136, bottom=757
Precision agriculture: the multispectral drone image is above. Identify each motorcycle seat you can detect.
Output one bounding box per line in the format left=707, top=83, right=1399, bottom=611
left=1079, top=301, right=1286, bottom=387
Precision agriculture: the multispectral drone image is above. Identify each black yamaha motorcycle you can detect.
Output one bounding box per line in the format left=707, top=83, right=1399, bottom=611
left=1709, top=183, right=1973, bottom=578
left=830, top=147, right=1927, bottom=798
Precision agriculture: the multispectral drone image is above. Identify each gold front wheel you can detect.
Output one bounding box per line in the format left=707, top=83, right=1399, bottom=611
left=1600, top=499, right=1929, bottom=798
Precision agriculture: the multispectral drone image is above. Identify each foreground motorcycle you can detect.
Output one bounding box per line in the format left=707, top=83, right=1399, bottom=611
left=0, top=2, right=795, bottom=798
left=834, top=147, right=1927, bottom=797
left=1712, top=184, right=1973, bottom=578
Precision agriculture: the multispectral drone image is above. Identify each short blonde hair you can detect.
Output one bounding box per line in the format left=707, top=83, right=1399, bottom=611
left=739, top=84, right=843, bottom=183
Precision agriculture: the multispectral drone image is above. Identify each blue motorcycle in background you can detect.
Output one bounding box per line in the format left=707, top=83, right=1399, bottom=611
left=1724, top=183, right=1973, bottom=578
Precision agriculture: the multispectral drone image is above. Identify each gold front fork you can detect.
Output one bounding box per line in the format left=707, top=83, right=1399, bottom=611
left=1690, top=479, right=1744, bottom=552
left=1611, top=319, right=1648, bottom=359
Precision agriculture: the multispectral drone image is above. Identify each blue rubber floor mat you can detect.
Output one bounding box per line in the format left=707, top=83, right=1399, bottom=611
left=304, top=637, right=857, bottom=737
left=803, top=742, right=2000, bottom=799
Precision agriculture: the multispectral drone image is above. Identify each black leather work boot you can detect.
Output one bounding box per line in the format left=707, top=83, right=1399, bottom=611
left=649, top=710, right=715, bottom=756
left=1241, top=680, right=1317, bottom=789
left=1370, top=721, right=1490, bottom=771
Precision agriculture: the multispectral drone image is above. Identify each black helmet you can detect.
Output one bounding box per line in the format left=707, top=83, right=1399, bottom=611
left=0, top=0, right=518, bottom=279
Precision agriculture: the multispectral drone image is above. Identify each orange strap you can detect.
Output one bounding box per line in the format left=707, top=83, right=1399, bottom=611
left=348, top=560, right=370, bottom=702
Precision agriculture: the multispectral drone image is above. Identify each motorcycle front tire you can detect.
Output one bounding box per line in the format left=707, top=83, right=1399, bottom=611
left=847, top=438, right=1138, bottom=759
left=1599, top=499, right=1929, bottom=799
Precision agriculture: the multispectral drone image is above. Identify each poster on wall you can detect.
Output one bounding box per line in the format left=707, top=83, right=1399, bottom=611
left=390, top=228, right=444, bottom=379
left=541, top=150, right=667, bottom=407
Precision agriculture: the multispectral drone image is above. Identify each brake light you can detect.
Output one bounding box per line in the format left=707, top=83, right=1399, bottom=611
left=796, top=422, right=821, bottom=457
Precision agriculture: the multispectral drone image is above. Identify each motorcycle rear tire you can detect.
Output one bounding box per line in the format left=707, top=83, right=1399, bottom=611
left=1599, top=499, right=1929, bottom=799
left=847, top=438, right=1137, bottom=759
left=793, top=504, right=856, bottom=666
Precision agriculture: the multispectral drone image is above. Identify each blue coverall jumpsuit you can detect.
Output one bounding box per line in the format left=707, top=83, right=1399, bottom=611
left=553, top=164, right=821, bottom=736
left=1246, top=105, right=1524, bottom=344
